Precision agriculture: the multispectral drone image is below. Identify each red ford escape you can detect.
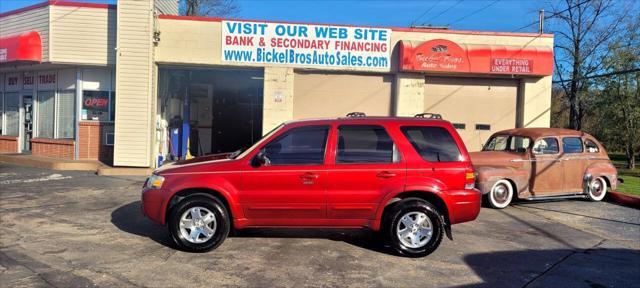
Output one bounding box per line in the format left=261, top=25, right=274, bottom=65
left=142, top=113, right=481, bottom=257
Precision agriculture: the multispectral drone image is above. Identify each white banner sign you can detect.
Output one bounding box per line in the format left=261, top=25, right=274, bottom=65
left=222, top=21, right=391, bottom=69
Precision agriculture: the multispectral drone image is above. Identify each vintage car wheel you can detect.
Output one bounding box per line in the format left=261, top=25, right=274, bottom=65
left=168, top=196, right=230, bottom=252
left=488, top=180, right=513, bottom=209
left=587, top=176, right=607, bottom=202
left=384, top=199, right=444, bottom=257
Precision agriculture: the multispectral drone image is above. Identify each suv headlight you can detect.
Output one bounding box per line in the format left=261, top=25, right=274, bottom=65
left=146, top=174, right=165, bottom=189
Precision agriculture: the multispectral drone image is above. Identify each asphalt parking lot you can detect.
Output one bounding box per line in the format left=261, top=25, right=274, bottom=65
left=1, top=163, right=639, bottom=288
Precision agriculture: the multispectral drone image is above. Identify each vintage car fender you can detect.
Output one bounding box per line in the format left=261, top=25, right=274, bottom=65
left=160, top=173, right=243, bottom=225
left=475, top=165, right=530, bottom=197
left=584, top=162, right=619, bottom=191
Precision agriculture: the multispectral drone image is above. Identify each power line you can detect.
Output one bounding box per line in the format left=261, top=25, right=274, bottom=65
left=430, top=0, right=464, bottom=23
left=410, top=0, right=442, bottom=27
left=552, top=68, right=640, bottom=83
left=513, top=0, right=593, bottom=32
left=448, top=0, right=501, bottom=26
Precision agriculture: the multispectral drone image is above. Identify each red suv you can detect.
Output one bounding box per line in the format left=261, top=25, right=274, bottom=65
left=142, top=114, right=481, bottom=257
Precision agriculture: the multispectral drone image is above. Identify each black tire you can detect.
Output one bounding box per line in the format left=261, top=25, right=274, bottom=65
left=384, top=199, right=444, bottom=257
left=168, top=196, right=230, bottom=252
left=487, top=180, right=513, bottom=209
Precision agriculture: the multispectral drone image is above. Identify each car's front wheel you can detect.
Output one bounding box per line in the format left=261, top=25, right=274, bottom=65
left=586, top=176, right=607, bottom=201
left=385, top=199, right=444, bottom=257
left=168, top=196, right=230, bottom=252
left=487, top=179, right=513, bottom=209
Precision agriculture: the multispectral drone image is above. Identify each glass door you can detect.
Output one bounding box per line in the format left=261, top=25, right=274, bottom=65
left=22, top=95, right=33, bottom=152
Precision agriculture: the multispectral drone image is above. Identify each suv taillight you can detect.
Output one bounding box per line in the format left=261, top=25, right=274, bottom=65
left=465, top=167, right=475, bottom=190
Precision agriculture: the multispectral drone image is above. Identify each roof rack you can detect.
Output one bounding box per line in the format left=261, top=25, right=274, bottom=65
left=415, top=113, right=442, bottom=119
left=346, top=112, right=367, bottom=117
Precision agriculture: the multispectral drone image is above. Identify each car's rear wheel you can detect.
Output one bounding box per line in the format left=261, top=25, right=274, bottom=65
left=587, top=176, right=607, bottom=202
left=384, top=199, right=444, bottom=257
left=168, top=196, right=230, bottom=252
left=487, top=180, right=513, bottom=209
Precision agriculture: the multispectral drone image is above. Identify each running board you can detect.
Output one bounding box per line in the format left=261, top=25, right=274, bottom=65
left=523, top=193, right=587, bottom=201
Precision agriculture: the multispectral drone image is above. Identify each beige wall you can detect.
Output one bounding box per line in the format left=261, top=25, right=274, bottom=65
left=293, top=72, right=393, bottom=119
left=113, top=0, right=155, bottom=167
left=262, top=67, right=294, bottom=134
left=49, top=6, right=117, bottom=65
left=520, top=76, right=552, bottom=128
left=0, top=6, right=50, bottom=62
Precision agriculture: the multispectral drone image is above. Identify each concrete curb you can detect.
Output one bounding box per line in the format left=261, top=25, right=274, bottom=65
left=608, top=191, right=640, bottom=209
left=0, top=154, right=100, bottom=171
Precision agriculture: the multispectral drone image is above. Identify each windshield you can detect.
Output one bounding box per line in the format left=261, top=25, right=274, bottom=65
left=483, top=135, right=531, bottom=153
left=231, top=123, right=285, bottom=159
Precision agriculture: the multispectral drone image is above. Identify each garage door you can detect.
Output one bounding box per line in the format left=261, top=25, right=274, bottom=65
left=293, top=72, right=393, bottom=119
left=424, top=77, right=519, bottom=152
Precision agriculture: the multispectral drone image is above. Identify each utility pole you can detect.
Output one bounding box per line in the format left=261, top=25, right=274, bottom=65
left=538, top=10, right=544, bottom=34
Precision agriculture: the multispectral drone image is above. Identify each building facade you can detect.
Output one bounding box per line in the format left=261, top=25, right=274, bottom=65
left=0, top=0, right=554, bottom=168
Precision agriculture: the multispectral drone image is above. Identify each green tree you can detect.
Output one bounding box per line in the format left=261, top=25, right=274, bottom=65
left=592, top=19, right=639, bottom=169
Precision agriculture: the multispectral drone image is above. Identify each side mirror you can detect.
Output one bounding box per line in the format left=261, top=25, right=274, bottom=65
left=251, top=152, right=271, bottom=167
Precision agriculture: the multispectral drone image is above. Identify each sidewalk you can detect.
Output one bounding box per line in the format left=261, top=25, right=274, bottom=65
left=0, top=154, right=152, bottom=176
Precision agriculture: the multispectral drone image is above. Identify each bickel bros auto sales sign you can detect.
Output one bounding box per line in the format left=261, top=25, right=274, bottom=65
left=222, top=20, right=391, bottom=69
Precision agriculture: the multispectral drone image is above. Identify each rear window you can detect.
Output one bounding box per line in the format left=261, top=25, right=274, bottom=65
left=337, top=125, right=399, bottom=164
left=563, top=137, right=583, bottom=154
left=401, top=126, right=462, bottom=162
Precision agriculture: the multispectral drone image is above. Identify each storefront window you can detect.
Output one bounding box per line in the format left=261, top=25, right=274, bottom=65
left=37, top=91, right=55, bottom=138
left=82, top=91, right=114, bottom=121
left=57, top=90, right=76, bottom=139
left=4, top=92, right=19, bottom=136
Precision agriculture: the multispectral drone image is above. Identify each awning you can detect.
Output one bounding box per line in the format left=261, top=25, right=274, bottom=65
left=399, top=39, right=553, bottom=76
left=0, top=31, right=42, bottom=64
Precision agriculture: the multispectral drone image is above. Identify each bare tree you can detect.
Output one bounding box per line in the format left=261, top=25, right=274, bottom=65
left=550, top=0, right=631, bottom=130
left=182, top=0, right=239, bottom=17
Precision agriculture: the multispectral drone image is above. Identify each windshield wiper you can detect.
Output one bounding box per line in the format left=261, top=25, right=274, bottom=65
left=228, top=149, right=243, bottom=159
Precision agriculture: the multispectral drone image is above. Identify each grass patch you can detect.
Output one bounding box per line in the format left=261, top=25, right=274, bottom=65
left=609, top=153, right=640, bottom=196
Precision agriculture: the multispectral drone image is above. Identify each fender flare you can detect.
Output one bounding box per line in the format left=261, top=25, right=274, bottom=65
left=161, top=174, right=241, bottom=225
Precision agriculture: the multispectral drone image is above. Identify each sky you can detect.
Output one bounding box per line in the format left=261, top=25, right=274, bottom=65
left=0, top=0, right=551, bottom=33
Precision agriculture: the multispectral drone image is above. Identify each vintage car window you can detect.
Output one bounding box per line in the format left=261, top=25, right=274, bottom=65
left=401, top=126, right=462, bottom=162
left=585, top=139, right=600, bottom=153
left=563, top=137, right=584, bottom=154
left=532, top=137, right=559, bottom=154
left=483, top=135, right=530, bottom=153
left=262, top=126, right=329, bottom=165
left=336, top=125, right=399, bottom=164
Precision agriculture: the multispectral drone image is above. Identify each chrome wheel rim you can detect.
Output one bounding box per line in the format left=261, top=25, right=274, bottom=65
left=179, top=207, right=217, bottom=244
left=493, top=183, right=510, bottom=204
left=590, top=178, right=605, bottom=197
left=396, top=211, right=433, bottom=249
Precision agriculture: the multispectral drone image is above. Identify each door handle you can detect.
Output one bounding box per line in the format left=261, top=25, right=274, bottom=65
left=377, top=171, right=397, bottom=179
left=300, top=172, right=319, bottom=185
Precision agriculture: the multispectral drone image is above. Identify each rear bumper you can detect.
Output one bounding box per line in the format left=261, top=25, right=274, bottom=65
left=448, top=188, right=482, bottom=224
left=141, top=188, right=167, bottom=225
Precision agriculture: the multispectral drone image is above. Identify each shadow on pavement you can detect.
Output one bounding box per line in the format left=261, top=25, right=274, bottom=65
left=454, top=248, right=640, bottom=288
left=111, top=201, right=392, bottom=255
left=110, top=201, right=173, bottom=247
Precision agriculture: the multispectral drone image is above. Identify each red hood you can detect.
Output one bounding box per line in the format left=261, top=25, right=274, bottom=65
left=155, top=153, right=237, bottom=175
left=469, top=151, right=526, bottom=167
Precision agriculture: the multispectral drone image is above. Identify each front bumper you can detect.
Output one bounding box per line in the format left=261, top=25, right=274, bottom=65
left=448, top=188, right=482, bottom=224
left=141, top=188, right=167, bottom=225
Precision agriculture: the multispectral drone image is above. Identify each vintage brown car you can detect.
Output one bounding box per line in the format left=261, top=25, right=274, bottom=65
left=470, top=128, right=618, bottom=208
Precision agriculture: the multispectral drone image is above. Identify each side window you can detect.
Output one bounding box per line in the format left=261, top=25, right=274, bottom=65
left=532, top=137, right=559, bottom=154
left=336, top=125, right=399, bottom=164
left=401, top=126, right=462, bottom=162
left=262, top=126, right=329, bottom=165
left=562, top=137, right=583, bottom=154
left=585, top=139, right=600, bottom=153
